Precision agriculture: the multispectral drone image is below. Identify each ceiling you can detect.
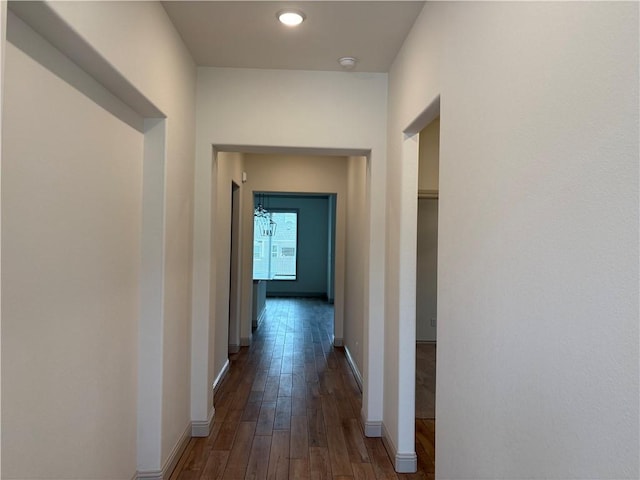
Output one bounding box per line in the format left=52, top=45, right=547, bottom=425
left=161, top=1, right=425, bottom=72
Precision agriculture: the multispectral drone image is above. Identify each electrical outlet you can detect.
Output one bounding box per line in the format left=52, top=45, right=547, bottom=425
left=430, top=317, right=437, bottom=327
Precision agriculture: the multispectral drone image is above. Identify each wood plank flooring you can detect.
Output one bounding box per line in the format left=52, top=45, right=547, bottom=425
left=170, top=298, right=435, bottom=480
left=415, top=344, right=436, bottom=419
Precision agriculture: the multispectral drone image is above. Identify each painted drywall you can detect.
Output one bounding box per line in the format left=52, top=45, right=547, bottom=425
left=213, top=151, right=244, bottom=397
left=344, top=156, right=368, bottom=374
left=326, top=195, right=336, bottom=304
left=418, top=118, right=439, bottom=192
left=416, top=199, right=438, bottom=342
left=240, top=154, right=347, bottom=346
left=387, top=2, right=639, bottom=478
left=261, top=195, right=330, bottom=297
left=49, top=2, right=196, bottom=471
left=3, top=1, right=197, bottom=474
left=0, top=5, right=7, bottom=473
left=194, top=67, right=388, bottom=427
left=2, top=17, right=141, bottom=478
left=229, top=182, right=243, bottom=353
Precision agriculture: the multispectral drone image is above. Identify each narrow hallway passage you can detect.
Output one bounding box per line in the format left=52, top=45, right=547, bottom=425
left=171, top=298, right=434, bottom=479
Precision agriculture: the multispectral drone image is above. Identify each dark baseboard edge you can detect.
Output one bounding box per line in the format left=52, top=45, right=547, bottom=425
left=344, top=345, right=363, bottom=392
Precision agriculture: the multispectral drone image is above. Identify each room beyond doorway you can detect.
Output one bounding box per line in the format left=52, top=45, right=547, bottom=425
left=252, top=192, right=337, bottom=302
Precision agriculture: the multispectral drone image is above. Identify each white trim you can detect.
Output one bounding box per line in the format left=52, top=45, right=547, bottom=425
left=192, top=406, right=215, bottom=437
left=333, top=336, right=343, bottom=347
left=404, top=94, right=440, bottom=135
left=362, top=415, right=383, bottom=438
left=214, top=144, right=369, bottom=157
left=381, top=423, right=396, bottom=469
left=344, top=346, right=363, bottom=392
left=137, top=422, right=191, bottom=480
left=138, top=471, right=162, bottom=480
left=394, top=452, right=418, bottom=473
left=228, top=343, right=240, bottom=354
left=163, top=422, right=191, bottom=479
left=137, top=117, right=168, bottom=471
left=381, top=423, right=417, bottom=474
left=213, top=358, right=230, bottom=395
left=240, top=336, right=251, bottom=347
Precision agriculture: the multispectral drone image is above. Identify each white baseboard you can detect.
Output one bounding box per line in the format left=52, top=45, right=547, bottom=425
left=333, top=336, right=343, bottom=347
left=394, top=452, right=418, bottom=473
left=381, top=422, right=417, bottom=473
left=164, top=422, right=192, bottom=478
left=228, top=343, right=240, bottom=353
left=192, top=406, right=215, bottom=437
left=137, top=422, right=191, bottom=480
left=213, top=359, right=230, bottom=395
left=138, top=467, right=163, bottom=479
left=240, top=336, right=251, bottom=347
left=344, top=346, right=363, bottom=392
left=361, top=411, right=382, bottom=437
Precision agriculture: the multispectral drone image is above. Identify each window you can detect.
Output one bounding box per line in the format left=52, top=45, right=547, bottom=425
left=254, top=240, right=265, bottom=259
left=253, top=210, right=298, bottom=280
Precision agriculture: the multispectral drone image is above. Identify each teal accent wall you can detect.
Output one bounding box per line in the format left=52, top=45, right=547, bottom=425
left=258, top=194, right=330, bottom=297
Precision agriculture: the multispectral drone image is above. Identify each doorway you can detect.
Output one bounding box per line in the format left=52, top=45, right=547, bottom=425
left=206, top=149, right=380, bottom=456
left=415, top=116, right=440, bottom=474
left=228, top=181, right=241, bottom=353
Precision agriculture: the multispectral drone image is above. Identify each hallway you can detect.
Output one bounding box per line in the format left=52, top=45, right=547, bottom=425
left=170, top=298, right=434, bottom=479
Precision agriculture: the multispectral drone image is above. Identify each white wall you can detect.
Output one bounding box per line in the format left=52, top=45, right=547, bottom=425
left=388, top=2, right=639, bottom=478
left=0, top=4, right=7, bottom=474
left=228, top=182, right=242, bottom=353
left=213, top=151, right=244, bottom=384
left=345, top=156, right=367, bottom=375
left=2, top=1, right=196, bottom=475
left=2, top=16, right=141, bottom=478
left=193, top=67, right=388, bottom=428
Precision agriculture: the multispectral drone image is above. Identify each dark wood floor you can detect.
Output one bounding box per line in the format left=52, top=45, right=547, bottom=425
left=170, top=298, right=435, bottom=480
left=415, top=344, right=436, bottom=419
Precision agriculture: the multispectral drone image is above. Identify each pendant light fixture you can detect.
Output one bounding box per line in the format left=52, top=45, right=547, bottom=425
left=254, top=193, right=277, bottom=237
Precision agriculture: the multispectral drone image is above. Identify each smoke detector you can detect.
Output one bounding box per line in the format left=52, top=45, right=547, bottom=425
left=338, top=56, right=357, bottom=70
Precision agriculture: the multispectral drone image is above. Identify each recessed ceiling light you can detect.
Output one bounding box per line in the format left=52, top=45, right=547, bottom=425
left=278, top=10, right=305, bottom=27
